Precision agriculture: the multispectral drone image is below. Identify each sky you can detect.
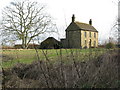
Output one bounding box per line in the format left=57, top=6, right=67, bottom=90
left=0, top=0, right=118, bottom=45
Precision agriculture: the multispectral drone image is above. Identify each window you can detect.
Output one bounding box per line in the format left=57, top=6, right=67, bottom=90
left=94, top=33, right=96, bottom=38
left=94, top=41, right=96, bottom=47
left=85, top=40, right=87, bottom=45
left=89, top=39, right=92, bottom=47
left=89, top=32, right=91, bottom=37
left=84, top=32, right=87, bottom=37
left=84, top=40, right=87, bottom=48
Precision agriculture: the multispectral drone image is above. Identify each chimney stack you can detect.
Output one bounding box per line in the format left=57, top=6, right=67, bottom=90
left=89, top=19, right=92, bottom=25
left=72, top=14, right=75, bottom=22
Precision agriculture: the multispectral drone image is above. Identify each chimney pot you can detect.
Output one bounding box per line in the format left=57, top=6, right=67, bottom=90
left=89, top=19, right=92, bottom=25
left=72, top=14, right=75, bottom=22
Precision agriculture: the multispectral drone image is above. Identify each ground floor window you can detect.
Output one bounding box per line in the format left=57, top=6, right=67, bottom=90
left=85, top=40, right=87, bottom=46
left=94, top=41, right=96, bottom=47
left=89, top=39, right=92, bottom=47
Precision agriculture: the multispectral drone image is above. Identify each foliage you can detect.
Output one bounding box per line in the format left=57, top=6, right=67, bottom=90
left=105, top=42, right=115, bottom=49
left=1, top=46, right=15, bottom=49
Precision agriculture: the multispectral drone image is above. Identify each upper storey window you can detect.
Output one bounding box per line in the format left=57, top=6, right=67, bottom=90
left=89, top=32, right=91, bottom=37
left=84, top=32, right=87, bottom=37
left=94, top=33, right=96, bottom=38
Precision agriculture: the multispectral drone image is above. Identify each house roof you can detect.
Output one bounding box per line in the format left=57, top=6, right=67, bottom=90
left=75, top=21, right=98, bottom=32
left=66, top=21, right=98, bottom=32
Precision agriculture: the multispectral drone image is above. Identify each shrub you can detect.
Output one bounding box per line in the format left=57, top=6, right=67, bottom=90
left=2, top=46, right=15, bottom=49
left=105, top=42, right=115, bottom=49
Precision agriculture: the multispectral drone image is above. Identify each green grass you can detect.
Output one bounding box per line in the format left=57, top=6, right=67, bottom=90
left=1, top=48, right=107, bottom=68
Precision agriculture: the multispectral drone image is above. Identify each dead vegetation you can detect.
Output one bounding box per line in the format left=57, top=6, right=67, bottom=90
left=2, top=49, right=120, bottom=88
left=2, top=55, right=14, bottom=62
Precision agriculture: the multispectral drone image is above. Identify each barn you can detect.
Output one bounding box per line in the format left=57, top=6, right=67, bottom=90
left=40, top=37, right=62, bottom=49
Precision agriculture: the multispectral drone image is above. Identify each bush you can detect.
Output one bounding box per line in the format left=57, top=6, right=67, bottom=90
left=2, top=46, right=15, bottom=49
left=105, top=42, right=115, bottom=49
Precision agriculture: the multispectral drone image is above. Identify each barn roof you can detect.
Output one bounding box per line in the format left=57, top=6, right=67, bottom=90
left=40, top=37, right=61, bottom=49
left=41, top=37, right=60, bottom=44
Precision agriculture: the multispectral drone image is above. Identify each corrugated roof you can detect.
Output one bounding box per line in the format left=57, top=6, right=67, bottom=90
left=75, top=21, right=98, bottom=32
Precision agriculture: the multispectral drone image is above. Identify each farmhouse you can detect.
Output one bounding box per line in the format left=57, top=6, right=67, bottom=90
left=61, top=14, right=98, bottom=48
left=40, top=37, right=61, bottom=49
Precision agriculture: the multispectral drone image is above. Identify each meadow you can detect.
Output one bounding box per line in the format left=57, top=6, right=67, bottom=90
left=2, top=48, right=106, bottom=68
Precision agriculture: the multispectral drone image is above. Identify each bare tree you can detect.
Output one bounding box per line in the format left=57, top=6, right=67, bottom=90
left=1, top=0, right=55, bottom=49
left=110, top=0, right=120, bottom=45
left=118, top=1, right=120, bottom=44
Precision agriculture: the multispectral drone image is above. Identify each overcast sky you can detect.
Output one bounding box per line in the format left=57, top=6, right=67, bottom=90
left=0, top=0, right=118, bottom=44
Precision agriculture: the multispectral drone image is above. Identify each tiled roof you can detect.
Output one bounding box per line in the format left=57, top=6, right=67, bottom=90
left=75, top=21, right=98, bottom=32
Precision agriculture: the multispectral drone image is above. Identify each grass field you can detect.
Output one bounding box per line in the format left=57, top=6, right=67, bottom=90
left=2, top=48, right=107, bottom=68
